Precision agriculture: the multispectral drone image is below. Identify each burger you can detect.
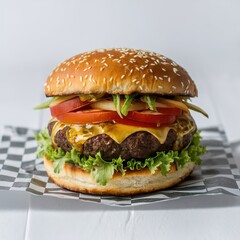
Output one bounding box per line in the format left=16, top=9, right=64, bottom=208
left=35, top=48, right=207, bottom=196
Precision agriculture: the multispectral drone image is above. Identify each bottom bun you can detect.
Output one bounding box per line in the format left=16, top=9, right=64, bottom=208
left=43, top=156, right=195, bottom=196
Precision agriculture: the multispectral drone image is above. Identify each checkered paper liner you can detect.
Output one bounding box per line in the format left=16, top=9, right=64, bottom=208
left=0, top=126, right=240, bottom=206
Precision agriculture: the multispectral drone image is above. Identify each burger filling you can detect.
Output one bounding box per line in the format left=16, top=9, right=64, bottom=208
left=35, top=94, right=207, bottom=185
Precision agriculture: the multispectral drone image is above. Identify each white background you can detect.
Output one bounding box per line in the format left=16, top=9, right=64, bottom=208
left=1, top=0, right=240, bottom=240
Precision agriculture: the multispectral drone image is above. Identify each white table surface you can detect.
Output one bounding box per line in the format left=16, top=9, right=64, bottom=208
left=1, top=0, right=240, bottom=239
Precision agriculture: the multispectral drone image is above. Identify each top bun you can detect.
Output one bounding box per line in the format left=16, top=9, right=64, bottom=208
left=44, top=48, right=198, bottom=97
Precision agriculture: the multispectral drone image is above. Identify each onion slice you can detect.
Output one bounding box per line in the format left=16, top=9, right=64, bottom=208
left=156, top=98, right=189, bottom=112
left=90, top=100, right=147, bottom=112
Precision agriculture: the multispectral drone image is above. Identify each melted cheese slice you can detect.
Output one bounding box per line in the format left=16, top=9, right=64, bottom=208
left=50, top=113, right=196, bottom=152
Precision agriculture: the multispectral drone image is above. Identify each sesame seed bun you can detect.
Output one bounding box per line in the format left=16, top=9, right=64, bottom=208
left=45, top=48, right=198, bottom=97
left=43, top=156, right=195, bottom=196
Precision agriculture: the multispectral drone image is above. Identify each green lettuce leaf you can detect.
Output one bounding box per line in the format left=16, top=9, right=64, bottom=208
left=35, top=128, right=52, bottom=157
left=34, top=97, right=59, bottom=110
left=112, top=94, right=122, bottom=118
left=121, top=93, right=137, bottom=116
left=143, top=95, right=156, bottom=111
left=90, top=153, right=115, bottom=185
left=35, top=129, right=206, bottom=186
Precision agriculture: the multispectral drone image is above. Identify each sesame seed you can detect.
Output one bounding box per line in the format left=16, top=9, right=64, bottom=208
left=85, top=75, right=88, bottom=79
left=142, top=74, right=146, bottom=79
left=171, top=61, right=177, bottom=66
left=129, top=69, right=134, bottom=75
left=50, top=77, right=53, bottom=82
left=103, top=77, right=107, bottom=83
left=172, top=85, right=176, bottom=89
left=158, top=85, right=163, bottom=89
left=168, top=77, right=171, bottom=82
left=123, top=63, right=127, bottom=66
left=110, top=77, right=113, bottom=82
left=100, top=67, right=104, bottom=72
left=136, top=81, right=140, bottom=85
left=62, top=79, right=65, bottom=83
left=104, top=63, right=108, bottom=67
left=136, top=67, right=140, bottom=71
left=162, top=68, right=166, bottom=72
left=159, top=77, right=163, bottom=80
left=154, top=76, right=158, bottom=80
left=121, top=75, right=125, bottom=79
left=173, top=67, right=181, bottom=76
left=70, top=75, right=74, bottom=78
left=132, top=78, right=137, bottom=82
left=47, top=85, right=50, bottom=91
left=79, top=76, right=83, bottom=82
left=68, top=81, right=72, bottom=87
left=149, top=69, right=153, bottom=73
left=83, top=68, right=88, bottom=72
left=159, top=57, right=166, bottom=62
left=181, top=81, right=184, bottom=87
left=139, top=86, right=143, bottom=90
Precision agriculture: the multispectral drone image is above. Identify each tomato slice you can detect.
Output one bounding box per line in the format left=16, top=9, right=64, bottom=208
left=156, top=107, right=182, bottom=116
left=50, top=97, right=89, bottom=117
left=55, top=108, right=178, bottom=126
left=127, top=111, right=176, bottom=125
left=56, top=109, right=120, bottom=124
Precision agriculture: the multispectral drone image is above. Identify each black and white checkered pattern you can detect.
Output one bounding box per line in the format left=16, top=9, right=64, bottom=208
left=0, top=126, right=240, bottom=206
